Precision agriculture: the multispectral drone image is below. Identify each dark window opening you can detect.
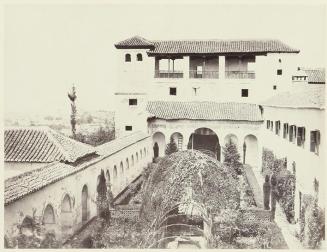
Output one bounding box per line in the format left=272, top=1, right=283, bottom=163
left=289, top=125, right=297, bottom=143
left=266, top=120, right=270, bottom=129
left=278, top=58, right=282, bottom=63
left=277, top=69, right=283, bottom=75
left=273, top=85, right=277, bottom=90
left=170, top=87, right=177, bottom=96
left=241, top=89, right=248, bottom=97
left=137, top=53, right=143, bottom=61
left=283, top=123, right=289, bottom=139
left=125, top=126, right=132, bottom=131
left=275, top=121, right=281, bottom=135
left=129, top=99, right=137, bottom=106
left=310, top=130, right=320, bottom=155
left=125, top=54, right=131, bottom=62
left=297, top=127, right=306, bottom=147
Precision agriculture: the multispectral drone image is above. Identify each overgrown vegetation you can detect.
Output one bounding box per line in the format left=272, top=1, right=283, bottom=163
left=223, top=141, right=242, bottom=175
left=165, top=136, right=178, bottom=155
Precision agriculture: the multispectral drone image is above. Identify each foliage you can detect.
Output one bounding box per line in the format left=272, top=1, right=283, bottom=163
left=74, top=124, right=115, bottom=146
left=97, top=170, right=109, bottom=220
left=222, top=141, right=242, bottom=175
left=165, top=136, right=178, bottom=155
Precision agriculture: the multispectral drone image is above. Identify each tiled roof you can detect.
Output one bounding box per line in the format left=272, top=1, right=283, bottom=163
left=300, top=68, right=325, bottom=84
left=115, top=36, right=154, bottom=49
left=4, top=126, right=96, bottom=163
left=146, top=101, right=263, bottom=121
left=115, top=36, right=299, bottom=55
left=96, top=131, right=150, bottom=156
left=262, top=86, right=325, bottom=109
left=5, top=131, right=150, bottom=205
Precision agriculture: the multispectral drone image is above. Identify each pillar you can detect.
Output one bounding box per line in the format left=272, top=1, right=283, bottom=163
left=218, top=55, right=225, bottom=79
left=183, top=56, right=190, bottom=79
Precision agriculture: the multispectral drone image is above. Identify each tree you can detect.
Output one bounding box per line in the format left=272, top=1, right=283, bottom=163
left=165, top=136, right=178, bottom=155
left=68, top=85, right=77, bottom=138
left=222, top=140, right=242, bottom=174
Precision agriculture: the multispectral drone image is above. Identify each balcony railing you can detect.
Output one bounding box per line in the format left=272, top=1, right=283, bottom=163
left=225, top=71, right=255, bottom=79
left=154, top=70, right=184, bottom=78
left=189, top=70, right=219, bottom=79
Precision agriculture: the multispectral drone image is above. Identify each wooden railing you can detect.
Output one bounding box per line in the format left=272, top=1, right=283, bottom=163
left=154, top=70, right=184, bottom=78
left=189, top=70, right=219, bottom=79
left=225, top=71, right=255, bottom=79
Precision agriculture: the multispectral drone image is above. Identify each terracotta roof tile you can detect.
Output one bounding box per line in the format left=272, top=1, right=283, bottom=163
left=146, top=101, right=263, bottom=121
left=262, top=86, right=325, bottom=109
left=115, top=36, right=154, bottom=49
left=300, top=68, right=325, bottom=84
left=4, top=126, right=96, bottom=163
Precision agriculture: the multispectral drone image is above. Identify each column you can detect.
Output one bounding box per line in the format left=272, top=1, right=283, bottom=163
left=183, top=56, right=190, bottom=79
left=218, top=55, right=225, bottom=79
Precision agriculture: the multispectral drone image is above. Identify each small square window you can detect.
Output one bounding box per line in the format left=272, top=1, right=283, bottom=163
left=241, top=89, right=248, bottom=97
left=170, top=87, right=177, bottom=96
left=125, top=126, right=132, bottom=131
left=273, top=85, right=277, bottom=90
left=278, top=58, right=282, bottom=63
left=129, top=99, right=137, bottom=106
left=277, top=69, right=283, bottom=75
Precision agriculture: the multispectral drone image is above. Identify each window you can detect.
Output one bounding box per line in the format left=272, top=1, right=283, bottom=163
left=129, top=99, right=137, bottom=106
left=137, top=53, right=143, bottom=61
left=170, top=87, right=177, bottom=96
left=283, top=123, right=289, bottom=139
left=273, top=85, right=277, bottom=90
left=241, top=89, right=248, bottom=97
left=125, top=53, right=131, bottom=62
left=275, top=121, right=281, bottom=135
left=270, top=121, right=274, bottom=131
left=277, top=69, right=283, bottom=75
left=289, top=125, right=297, bottom=143
left=278, top=58, right=282, bottom=63
left=310, top=130, right=320, bottom=155
left=297, top=127, right=306, bottom=147
left=125, top=125, right=132, bottom=131
left=266, top=120, right=270, bottom=129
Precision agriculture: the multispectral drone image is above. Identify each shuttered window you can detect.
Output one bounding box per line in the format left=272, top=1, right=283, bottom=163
left=289, top=125, right=297, bottom=143
left=283, top=123, right=289, bottom=139
left=297, top=127, right=306, bottom=147
left=275, top=121, right=281, bottom=135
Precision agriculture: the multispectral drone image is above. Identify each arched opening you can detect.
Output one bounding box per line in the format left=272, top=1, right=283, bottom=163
left=126, top=158, right=129, bottom=170
left=171, top=132, right=183, bottom=151
left=106, top=169, right=111, bottom=184
left=243, top=134, right=258, bottom=167
left=140, top=149, right=143, bottom=159
left=125, top=53, right=131, bottom=62
left=224, top=134, right=238, bottom=146
left=43, top=204, right=55, bottom=224
left=153, top=132, right=166, bottom=158
left=61, top=194, right=72, bottom=234
left=131, top=155, right=134, bottom=167
left=188, top=128, right=220, bottom=160
left=136, top=152, right=139, bottom=163
left=20, top=216, right=35, bottom=236
left=82, top=185, right=88, bottom=222
left=120, top=161, right=124, bottom=187
left=113, top=165, right=118, bottom=178
left=97, top=170, right=108, bottom=218
left=144, top=147, right=147, bottom=156
left=137, top=53, right=143, bottom=61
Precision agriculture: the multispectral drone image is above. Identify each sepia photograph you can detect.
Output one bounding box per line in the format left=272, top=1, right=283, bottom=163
left=2, top=0, right=326, bottom=249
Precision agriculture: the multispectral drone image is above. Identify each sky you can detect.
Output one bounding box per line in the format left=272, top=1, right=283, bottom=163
left=4, top=3, right=326, bottom=117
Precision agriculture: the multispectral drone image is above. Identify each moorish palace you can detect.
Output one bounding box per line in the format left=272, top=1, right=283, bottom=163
left=4, top=36, right=325, bottom=246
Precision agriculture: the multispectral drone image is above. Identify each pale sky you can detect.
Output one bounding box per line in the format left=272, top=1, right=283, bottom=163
left=4, top=3, right=326, bottom=117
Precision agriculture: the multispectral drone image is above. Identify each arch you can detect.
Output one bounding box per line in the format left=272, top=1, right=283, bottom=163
left=106, top=169, right=111, bottom=183
left=125, top=53, right=131, bottom=62
left=136, top=152, right=139, bottom=163
left=171, top=132, right=183, bottom=151
left=43, top=204, right=55, bottom=224
left=20, top=216, right=35, bottom=236
left=120, top=161, right=124, bottom=175
left=61, top=194, right=72, bottom=213
left=126, top=158, right=130, bottom=170
left=140, top=149, right=143, bottom=159
left=144, top=147, right=147, bottom=157
left=137, top=53, right=143, bottom=61
left=131, top=155, right=134, bottom=167
left=188, top=128, right=220, bottom=161
left=82, top=185, right=88, bottom=222
left=243, top=134, right=258, bottom=167
left=224, top=134, right=238, bottom=146
left=153, top=131, right=166, bottom=158
left=113, top=165, right=118, bottom=178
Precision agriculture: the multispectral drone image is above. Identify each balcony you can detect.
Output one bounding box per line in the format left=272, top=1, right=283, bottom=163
left=155, top=70, right=183, bottom=79
left=189, top=70, right=219, bottom=79
left=225, top=71, right=255, bottom=79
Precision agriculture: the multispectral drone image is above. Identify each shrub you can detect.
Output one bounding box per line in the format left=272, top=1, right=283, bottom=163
left=165, top=136, right=178, bottom=155
left=223, top=141, right=242, bottom=175
left=305, top=199, right=322, bottom=249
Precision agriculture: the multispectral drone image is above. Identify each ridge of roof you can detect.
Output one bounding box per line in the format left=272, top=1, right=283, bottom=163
left=115, top=35, right=154, bottom=49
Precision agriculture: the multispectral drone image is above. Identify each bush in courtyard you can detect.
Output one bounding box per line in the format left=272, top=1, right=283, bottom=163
left=305, top=199, right=322, bottom=249
left=223, top=141, right=242, bottom=175
left=165, top=136, right=178, bottom=155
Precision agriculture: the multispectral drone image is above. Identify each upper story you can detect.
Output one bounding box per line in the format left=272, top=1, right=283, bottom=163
left=114, top=36, right=300, bottom=103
